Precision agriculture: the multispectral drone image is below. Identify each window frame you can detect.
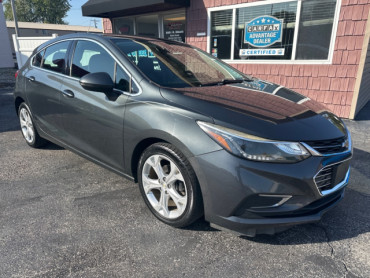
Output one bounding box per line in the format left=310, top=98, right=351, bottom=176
left=207, top=0, right=342, bottom=65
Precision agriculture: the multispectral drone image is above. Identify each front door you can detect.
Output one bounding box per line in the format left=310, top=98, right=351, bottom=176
left=60, top=40, right=132, bottom=170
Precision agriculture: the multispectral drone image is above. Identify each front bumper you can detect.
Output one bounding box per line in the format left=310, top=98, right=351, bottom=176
left=189, top=150, right=351, bottom=237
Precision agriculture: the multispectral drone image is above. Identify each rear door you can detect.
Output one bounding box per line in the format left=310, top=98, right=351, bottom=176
left=25, top=40, right=71, bottom=138
left=59, top=39, right=134, bottom=170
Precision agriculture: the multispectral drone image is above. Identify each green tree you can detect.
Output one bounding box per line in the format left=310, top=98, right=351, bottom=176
left=3, top=0, right=71, bottom=24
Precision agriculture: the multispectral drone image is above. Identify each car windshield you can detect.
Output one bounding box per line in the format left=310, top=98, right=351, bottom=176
left=111, top=38, right=250, bottom=88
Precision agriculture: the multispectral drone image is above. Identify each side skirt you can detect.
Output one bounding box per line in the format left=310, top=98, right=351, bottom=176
left=38, top=129, right=135, bottom=183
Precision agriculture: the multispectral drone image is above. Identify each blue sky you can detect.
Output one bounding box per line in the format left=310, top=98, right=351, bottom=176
left=65, top=0, right=102, bottom=29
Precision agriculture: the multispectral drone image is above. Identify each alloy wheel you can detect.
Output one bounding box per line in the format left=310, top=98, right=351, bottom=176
left=19, top=107, right=35, bottom=144
left=142, top=154, right=188, bottom=219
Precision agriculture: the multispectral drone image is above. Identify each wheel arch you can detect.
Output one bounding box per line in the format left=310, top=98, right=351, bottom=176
left=130, top=137, right=168, bottom=182
left=128, top=129, right=198, bottom=182
left=15, top=96, right=25, bottom=115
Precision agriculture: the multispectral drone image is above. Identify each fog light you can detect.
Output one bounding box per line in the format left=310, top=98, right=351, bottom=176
left=250, top=194, right=292, bottom=209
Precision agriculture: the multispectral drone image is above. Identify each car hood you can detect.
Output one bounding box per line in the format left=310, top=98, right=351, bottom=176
left=160, top=79, right=347, bottom=141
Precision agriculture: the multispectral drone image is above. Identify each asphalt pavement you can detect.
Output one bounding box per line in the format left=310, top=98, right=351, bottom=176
left=0, top=68, right=369, bottom=278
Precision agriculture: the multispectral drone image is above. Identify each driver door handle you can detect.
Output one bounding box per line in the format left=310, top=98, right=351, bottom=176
left=62, top=89, right=75, bottom=98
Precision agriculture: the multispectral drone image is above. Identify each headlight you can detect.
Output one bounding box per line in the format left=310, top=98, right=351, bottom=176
left=197, top=121, right=310, bottom=163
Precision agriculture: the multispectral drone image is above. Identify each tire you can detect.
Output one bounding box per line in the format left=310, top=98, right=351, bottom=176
left=138, top=143, right=203, bottom=228
left=18, top=103, right=47, bottom=148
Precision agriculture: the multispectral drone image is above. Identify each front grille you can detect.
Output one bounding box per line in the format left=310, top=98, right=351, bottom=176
left=315, top=166, right=335, bottom=192
left=304, top=137, right=348, bottom=155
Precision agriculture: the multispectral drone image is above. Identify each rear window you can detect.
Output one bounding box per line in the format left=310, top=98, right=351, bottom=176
left=41, top=41, right=70, bottom=74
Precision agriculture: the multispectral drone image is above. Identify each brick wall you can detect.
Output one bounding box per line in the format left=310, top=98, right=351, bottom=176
left=186, top=0, right=370, bottom=118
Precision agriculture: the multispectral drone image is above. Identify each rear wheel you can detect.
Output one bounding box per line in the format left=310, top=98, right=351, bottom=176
left=138, top=143, right=203, bottom=228
left=18, top=103, right=47, bottom=148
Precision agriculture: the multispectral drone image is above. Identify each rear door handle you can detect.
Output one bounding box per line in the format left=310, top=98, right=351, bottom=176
left=27, top=76, right=35, bottom=82
left=62, top=89, right=74, bottom=98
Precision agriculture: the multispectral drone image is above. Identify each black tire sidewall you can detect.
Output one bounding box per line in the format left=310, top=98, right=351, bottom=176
left=138, top=143, right=202, bottom=228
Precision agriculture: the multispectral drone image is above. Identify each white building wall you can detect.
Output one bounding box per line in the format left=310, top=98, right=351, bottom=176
left=0, top=2, right=14, bottom=68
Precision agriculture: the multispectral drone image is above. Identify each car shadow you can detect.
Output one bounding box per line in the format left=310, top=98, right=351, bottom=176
left=42, top=142, right=65, bottom=150
left=244, top=190, right=370, bottom=245
left=350, top=147, right=370, bottom=179
left=179, top=216, right=218, bottom=232
left=354, top=101, right=370, bottom=121
left=0, top=87, right=19, bottom=133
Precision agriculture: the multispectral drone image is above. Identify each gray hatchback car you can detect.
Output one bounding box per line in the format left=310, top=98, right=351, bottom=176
left=14, top=33, right=352, bottom=236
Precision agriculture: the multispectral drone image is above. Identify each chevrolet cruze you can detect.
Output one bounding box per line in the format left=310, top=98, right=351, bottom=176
left=14, top=33, right=352, bottom=236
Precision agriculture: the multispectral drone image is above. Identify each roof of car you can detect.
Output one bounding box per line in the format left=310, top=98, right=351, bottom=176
left=34, top=32, right=186, bottom=54
left=102, top=33, right=187, bottom=45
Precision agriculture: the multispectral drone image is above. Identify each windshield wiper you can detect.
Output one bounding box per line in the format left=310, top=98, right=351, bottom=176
left=200, top=79, right=245, bottom=87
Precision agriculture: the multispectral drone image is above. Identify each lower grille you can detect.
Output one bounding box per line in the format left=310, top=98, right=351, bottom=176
left=315, top=166, right=334, bottom=191
left=314, top=160, right=350, bottom=194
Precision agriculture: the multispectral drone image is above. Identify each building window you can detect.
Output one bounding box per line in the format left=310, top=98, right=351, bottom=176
left=136, top=14, right=159, bottom=37
left=112, top=10, right=186, bottom=43
left=295, top=0, right=337, bottom=60
left=210, top=9, right=233, bottom=59
left=234, top=2, right=297, bottom=60
left=163, top=13, right=186, bottom=43
left=208, top=0, right=340, bottom=63
left=114, top=18, right=134, bottom=35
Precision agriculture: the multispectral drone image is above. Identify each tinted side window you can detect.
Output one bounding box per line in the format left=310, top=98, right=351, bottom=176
left=71, top=40, right=115, bottom=80
left=32, top=50, right=45, bottom=67
left=41, top=41, right=70, bottom=73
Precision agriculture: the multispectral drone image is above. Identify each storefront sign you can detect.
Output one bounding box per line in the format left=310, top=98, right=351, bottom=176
left=244, top=16, right=283, bottom=47
left=240, top=48, right=285, bottom=56
left=164, top=21, right=185, bottom=43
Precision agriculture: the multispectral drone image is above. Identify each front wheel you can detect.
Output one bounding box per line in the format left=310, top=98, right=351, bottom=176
left=138, top=143, right=203, bottom=228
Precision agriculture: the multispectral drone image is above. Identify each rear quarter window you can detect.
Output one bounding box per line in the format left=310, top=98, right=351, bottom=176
left=32, top=50, right=45, bottom=67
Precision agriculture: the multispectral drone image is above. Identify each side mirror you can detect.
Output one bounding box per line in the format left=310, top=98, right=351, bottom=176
left=79, top=72, right=114, bottom=93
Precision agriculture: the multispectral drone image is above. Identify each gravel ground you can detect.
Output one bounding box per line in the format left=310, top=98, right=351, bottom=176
left=0, top=68, right=369, bottom=277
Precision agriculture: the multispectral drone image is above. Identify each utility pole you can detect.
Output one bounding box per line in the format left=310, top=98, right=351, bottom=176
left=10, top=0, right=20, bottom=37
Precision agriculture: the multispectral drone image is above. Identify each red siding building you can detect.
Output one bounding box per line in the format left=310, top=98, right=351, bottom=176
left=82, top=0, right=370, bottom=119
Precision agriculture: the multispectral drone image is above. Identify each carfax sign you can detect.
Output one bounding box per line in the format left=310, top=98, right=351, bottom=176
left=244, top=16, right=283, bottom=47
